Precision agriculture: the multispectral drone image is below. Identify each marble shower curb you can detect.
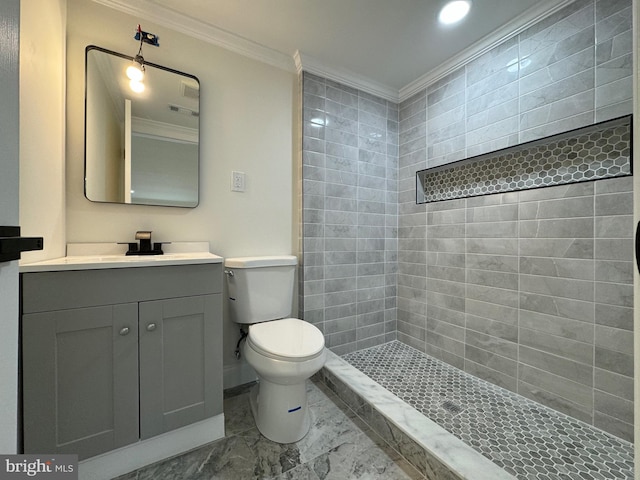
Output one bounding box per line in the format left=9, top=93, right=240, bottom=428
left=320, top=350, right=515, bottom=480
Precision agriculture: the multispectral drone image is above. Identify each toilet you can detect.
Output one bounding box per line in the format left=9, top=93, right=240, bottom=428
left=224, top=255, right=326, bottom=443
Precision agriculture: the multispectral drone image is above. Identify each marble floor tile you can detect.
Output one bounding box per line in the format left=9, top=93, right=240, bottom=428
left=293, top=393, right=364, bottom=464
left=223, top=391, right=255, bottom=436
left=113, top=379, right=424, bottom=480
left=187, top=436, right=257, bottom=480
left=272, top=463, right=321, bottom=480
left=239, top=427, right=302, bottom=478
left=309, top=431, right=424, bottom=480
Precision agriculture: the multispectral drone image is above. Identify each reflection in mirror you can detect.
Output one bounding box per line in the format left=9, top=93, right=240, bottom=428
left=85, top=45, right=200, bottom=207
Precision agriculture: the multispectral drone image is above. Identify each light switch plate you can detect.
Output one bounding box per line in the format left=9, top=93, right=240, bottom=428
left=231, top=171, right=245, bottom=192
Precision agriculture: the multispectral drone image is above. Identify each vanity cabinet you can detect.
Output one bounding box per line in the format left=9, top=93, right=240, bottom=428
left=21, top=263, right=223, bottom=461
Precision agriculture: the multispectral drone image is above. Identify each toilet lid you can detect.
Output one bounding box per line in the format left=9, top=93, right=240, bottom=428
left=249, top=318, right=325, bottom=359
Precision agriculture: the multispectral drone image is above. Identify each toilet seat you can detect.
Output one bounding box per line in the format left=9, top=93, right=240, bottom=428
left=247, top=318, right=324, bottom=362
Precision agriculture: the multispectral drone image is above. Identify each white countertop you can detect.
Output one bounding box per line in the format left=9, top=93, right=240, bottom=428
left=19, top=242, right=223, bottom=273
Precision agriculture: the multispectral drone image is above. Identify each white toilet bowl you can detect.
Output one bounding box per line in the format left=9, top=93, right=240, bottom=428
left=224, top=255, right=326, bottom=443
left=242, top=318, right=326, bottom=443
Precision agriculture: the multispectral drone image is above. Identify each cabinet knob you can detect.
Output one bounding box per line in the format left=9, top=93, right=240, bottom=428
left=146, top=323, right=157, bottom=332
left=119, top=327, right=130, bottom=336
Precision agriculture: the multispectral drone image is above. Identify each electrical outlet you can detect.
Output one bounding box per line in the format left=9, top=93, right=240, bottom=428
left=231, top=171, right=245, bottom=192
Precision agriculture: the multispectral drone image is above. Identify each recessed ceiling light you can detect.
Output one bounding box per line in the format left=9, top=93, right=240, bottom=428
left=438, top=1, right=472, bottom=25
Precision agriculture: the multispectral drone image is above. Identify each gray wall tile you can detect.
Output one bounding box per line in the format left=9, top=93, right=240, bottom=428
left=467, top=254, right=518, bottom=273
left=595, top=346, right=633, bottom=377
left=520, top=328, right=593, bottom=364
left=466, top=344, right=517, bottom=377
left=519, top=90, right=594, bottom=132
left=519, top=238, right=594, bottom=259
left=595, top=5, right=632, bottom=44
left=594, top=411, right=634, bottom=442
left=519, top=345, right=593, bottom=386
left=595, top=325, right=633, bottom=355
left=466, top=315, right=517, bottom=342
left=518, top=379, right=592, bottom=423
left=519, top=0, right=592, bottom=46
left=520, top=69, right=593, bottom=114
left=594, top=368, right=633, bottom=401
left=467, top=284, right=519, bottom=309
left=301, top=0, right=633, bottom=444
left=465, top=360, right=517, bottom=392
left=519, top=195, right=594, bottom=219
left=519, top=218, right=594, bottom=238
left=520, top=42, right=594, bottom=97
left=520, top=309, right=594, bottom=343
left=594, top=390, right=633, bottom=424
left=596, top=29, right=632, bottom=65
left=595, top=304, right=633, bottom=332
left=595, top=216, right=633, bottom=238
left=595, top=281, right=633, bottom=308
left=596, top=52, right=632, bottom=86
left=520, top=275, right=593, bottom=302
left=303, top=73, right=399, bottom=352
left=520, top=257, right=593, bottom=280
left=520, top=291, right=594, bottom=322
left=520, top=110, right=592, bottom=142
left=518, top=364, right=593, bottom=409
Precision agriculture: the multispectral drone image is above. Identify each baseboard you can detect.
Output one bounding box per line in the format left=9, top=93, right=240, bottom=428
left=78, top=414, right=224, bottom=480
left=223, top=362, right=257, bottom=390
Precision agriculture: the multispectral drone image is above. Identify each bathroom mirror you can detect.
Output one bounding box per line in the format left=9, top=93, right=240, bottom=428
left=84, top=45, right=200, bottom=207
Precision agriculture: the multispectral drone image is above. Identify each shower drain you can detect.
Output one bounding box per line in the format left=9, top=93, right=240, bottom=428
left=440, top=400, right=463, bottom=415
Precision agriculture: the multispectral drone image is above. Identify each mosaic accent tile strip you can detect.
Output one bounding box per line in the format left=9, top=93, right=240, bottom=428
left=417, top=115, right=632, bottom=203
left=343, top=341, right=634, bottom=480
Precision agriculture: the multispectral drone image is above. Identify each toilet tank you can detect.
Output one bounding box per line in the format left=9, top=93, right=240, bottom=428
left=224, top=255, right=297, bottom=324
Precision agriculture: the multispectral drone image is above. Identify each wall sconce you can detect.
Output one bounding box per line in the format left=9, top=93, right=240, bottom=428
left=125, top=25, right=159, bottom=93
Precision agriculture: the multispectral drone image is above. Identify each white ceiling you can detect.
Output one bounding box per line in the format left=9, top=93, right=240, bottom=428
left=97, top=0, right=573, bottom=100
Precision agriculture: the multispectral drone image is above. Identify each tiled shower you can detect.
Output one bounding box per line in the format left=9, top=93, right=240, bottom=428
left=301, top=0, right=634, bottom=445
left=301, top=78, right=400, bottom=352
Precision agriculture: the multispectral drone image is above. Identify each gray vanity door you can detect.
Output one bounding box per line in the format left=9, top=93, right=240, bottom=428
left=22, top=304, right=139, bottom=460
left=138, top=294, right=222, bottom=439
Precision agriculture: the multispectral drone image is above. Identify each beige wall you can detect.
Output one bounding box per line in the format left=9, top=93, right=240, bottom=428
left=20, top=0, right=297, bottom=386
left=19, top=0, right=67, bottom=262
left=66, top=0, right=296, bottom=386
left=10, top=0, right=65, bottom=452
left=65, top=0, right=295, bottom=256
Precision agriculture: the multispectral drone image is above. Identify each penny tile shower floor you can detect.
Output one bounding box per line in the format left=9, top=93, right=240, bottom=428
left=342, top=341, right=634, bottom=480
left=113, top=379, right=424, bottom=480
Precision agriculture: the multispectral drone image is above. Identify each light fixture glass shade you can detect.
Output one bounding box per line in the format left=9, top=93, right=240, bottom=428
left=438, top=0, right=471, bottom=25
left=129, top=79, right=145, bottom=93
left=126, top=55, right=145, bottom=82
left=126, top=64, right=144, bottom=81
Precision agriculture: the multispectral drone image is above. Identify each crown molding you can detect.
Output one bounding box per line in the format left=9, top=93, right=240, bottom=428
left=132, top=117, right=199, bottom=144
left=398, top=0, right=576, bottom=102
left=94, top=0, right=574, bottom=104
left=91, top=0, right=295, bottom=73
left=294, top=51, right=399, bottom=102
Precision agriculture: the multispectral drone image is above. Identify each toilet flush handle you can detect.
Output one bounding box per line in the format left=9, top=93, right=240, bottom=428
left=224, top=269, right=234, bottom=277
